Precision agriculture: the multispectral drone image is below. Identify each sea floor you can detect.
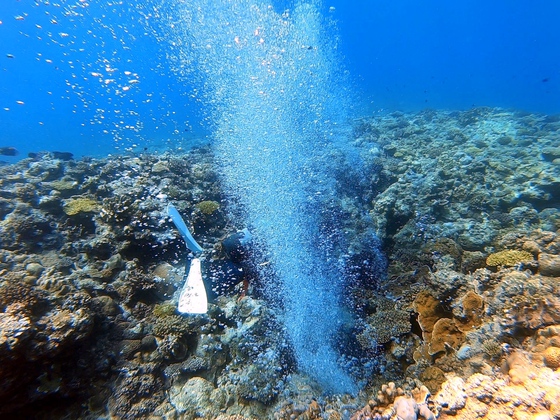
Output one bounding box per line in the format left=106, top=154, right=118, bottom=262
left=0, top=107, right=559, bottom=419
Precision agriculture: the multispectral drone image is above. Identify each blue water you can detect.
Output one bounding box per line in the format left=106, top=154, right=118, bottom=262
left=333, top=0, right=560, bottom=113
left=1, top=0, right=559, bottom=160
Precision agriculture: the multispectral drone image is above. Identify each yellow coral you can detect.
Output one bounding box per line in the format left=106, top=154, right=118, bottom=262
left=486, top=250, right=533, bottom=267
left=195, top=200, right=220, bottom=215
left=63, top=198, right=99, bottom=216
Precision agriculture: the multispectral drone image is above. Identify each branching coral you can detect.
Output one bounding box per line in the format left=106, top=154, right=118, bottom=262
left=351, top=383, right=436, bottom=420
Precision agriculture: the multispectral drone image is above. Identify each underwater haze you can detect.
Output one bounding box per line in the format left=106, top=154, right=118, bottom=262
left=1, top=0, right=559, bottom=159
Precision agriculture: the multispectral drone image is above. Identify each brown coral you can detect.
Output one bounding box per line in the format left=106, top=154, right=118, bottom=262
left=419, top=366, right=446, bottom=394
left=151, top=315, right=195, bottom=338
left=456, top=291, right=484, bottom=331
left=63, top=197, right=100, bottom=216
left=428, top=318, right=465, bottom=355
left=413, top=292, right=446, bottom=337
left=195, top=200, right=220, bottom=215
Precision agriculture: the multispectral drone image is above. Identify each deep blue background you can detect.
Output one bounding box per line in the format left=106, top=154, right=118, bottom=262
left=332, top=0, right=560, bottom=113
left=1, top=0, right=559, bottom=160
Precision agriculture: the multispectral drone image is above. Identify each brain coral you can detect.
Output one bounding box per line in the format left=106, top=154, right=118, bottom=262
left=486, top=250, right=533, bottom=267
left=543, top=346, right=560, bottom=369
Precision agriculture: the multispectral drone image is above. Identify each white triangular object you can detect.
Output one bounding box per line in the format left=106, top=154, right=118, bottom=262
left=178, top=258, right=208, bottom=314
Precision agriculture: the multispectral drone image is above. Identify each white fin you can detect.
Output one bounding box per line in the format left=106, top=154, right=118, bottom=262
left=178, top=258, right=208, bottom=314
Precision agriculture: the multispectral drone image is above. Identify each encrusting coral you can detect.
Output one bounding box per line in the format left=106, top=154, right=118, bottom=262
left=63, top=197, right=100, bottom=216
left=195, top=200, right=220, bottom=215
left=485, top=249, right=533, bottom=267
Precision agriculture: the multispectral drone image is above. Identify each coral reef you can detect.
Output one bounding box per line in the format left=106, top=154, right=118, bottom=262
left=0, top=108, right=558, bottom=418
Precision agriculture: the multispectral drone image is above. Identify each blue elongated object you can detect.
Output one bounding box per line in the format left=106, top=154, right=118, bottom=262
left=167, top=203, right=203, bottom=254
